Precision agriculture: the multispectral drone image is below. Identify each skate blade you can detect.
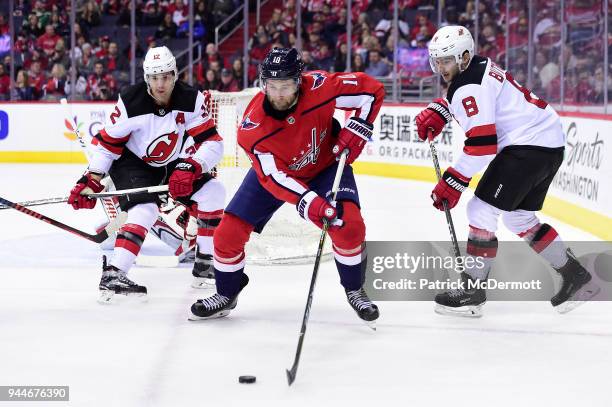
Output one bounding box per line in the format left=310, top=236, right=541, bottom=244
left=191, top=277, right=216, bottom=289
left=434, top=303, right=483, bottom=318
left=97, top=290, right=148, bottom=304
left=187, top=309, right=231, bottom=321
left=363, top=319, right=377, bottom=331
left=555, top=282, right=601, bottom=314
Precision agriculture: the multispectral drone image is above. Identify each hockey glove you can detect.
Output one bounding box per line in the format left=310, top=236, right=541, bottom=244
left=431, top=167, right=471, bottom=211
left=169, top=158, right=203, bottom=198
left=297, top=191, right=343, bottom=229
left=332, top=117, right=373, bottom=165
left=68, top=172, right=105, bottom=210
left=416, top=98, right=452, bottom=141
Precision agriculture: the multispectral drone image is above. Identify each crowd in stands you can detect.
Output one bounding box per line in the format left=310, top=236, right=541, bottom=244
left=0, top=0, right=608, bottom=105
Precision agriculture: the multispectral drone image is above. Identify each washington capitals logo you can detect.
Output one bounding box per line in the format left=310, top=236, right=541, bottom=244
left=240, top=115, right=260, bottom=131
left=309, top=72, right=326, bottom=90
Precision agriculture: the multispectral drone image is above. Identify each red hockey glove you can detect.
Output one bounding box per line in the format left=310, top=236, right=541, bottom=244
left=297, top=191, right=343, bottom=229
left=68, top=172, right=104, bottom=210
left=431, top=167, right=471, bottom=211
left=332, top=117, right=373, bottom=165
left=416, top=98, right=452, bottom=141
left=169, top=158, right=203, bottom=198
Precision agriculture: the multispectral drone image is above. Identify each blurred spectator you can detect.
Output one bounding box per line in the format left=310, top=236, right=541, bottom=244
left=231, top=58, right=245, bottom=89
left=42, top=63, right=67, bottom=100
left=167, top=0, right=188, bottom=26
left=0, top=32, right=10, bottom=60
left=37, top=25, right=62, bottom=57
left=196, top=1, right=215, bottom=43
left=77, top=0, right=101, bottom=28
left=95, top=35, right=110, bottom=59
left=212, top=0, right=234, bottom=26
left=23, top=13, right=44, bottom=38
left=591, top=65, right=605, bottom=104
left=0, top=63, right=9, bottom=100
left=209, top=60, right=222, bottom=78
left=33, top=1, right=51, bottom=28
left=409, top=14, right=436, bottom=41
left=201, top=69, right=220, bottom=91
left=0, top=14, right=8, bottom=36
left=156, top=13, right=178, bottom=40
left=28, top=60, right=46, bottom=94
left=250, top=33, right=271, bottom=67
left=64, top=67, right=89, bottom=100
left=301, top=50, right=319, bottom=71
left=219, top=68, right=239, bottom=92
left=88, top=61, right=116, bottom=100
left=204, top=43, right=224, bottom=70
left=11, top=69, right=37, bottom=101
left=49, top=39, right=70, bottom=69
left=352, top=53, right=366, bottom=72
left=104, top=42, right=129, bottom=73
left=333, top=42, right=349, bottom=73
left=142, top=1, right=164, bottom=26
left=77, top=43, right=97, bottom=77
left=365, top=50, right=390, bottom=77
left=312, top=43, right=334, bottom=71
left=266, top=9, right=285, bottom=34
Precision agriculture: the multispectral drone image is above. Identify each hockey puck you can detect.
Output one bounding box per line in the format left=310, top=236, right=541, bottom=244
left=238, top=375, right=256, bottom=384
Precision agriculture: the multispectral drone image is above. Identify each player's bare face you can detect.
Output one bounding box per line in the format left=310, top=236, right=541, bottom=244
left=433, top=56, right=460, bottom=83
left=148, top=72, right=175, bottom=105
left=265, top=79, right=299, bottom=111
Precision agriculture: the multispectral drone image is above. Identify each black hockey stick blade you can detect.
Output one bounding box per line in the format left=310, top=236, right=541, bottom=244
left=0, top=196, right=109, bottom=243
left=286, top=367, right=297, bottom=386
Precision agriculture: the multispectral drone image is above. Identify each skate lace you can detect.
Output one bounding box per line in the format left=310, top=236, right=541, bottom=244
left=448, top=288, right=466, bottom=298
left=200, top=294, right=230, bottom=310
left=347, top=289, right=372, bottom=310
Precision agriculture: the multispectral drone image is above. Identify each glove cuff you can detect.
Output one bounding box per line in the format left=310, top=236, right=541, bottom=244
left=427, top=99, right=452, bottom=124
left=297, top=190, right=317, bottom=220
left=176, top=158, right=203, bottom=178
left=344, top=117, right=373, bottom=141
left=443, top=167, right=471, bottom=192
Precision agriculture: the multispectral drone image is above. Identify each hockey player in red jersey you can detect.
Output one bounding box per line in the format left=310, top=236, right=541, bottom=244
left=189, top=48, right=385, bottom=323
left=416, top=26, right=599, bottom=316
left=68, top=46, right=225, bottom=301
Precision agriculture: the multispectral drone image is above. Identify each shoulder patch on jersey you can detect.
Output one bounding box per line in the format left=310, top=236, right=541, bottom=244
left=447, top=55, right=488, bottom=103
left=240, top=115, right=260, bottom=130
left=308, top=72, right=326, bottom=90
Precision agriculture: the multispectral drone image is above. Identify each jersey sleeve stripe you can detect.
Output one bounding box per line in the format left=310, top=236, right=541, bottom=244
left=99, top=128, right=130, bottom=144
left=192, top=126, right=220, bottom=144
left=256, top=152, right=307, bottom=197
left=92, top=130, right=129, bottom=155
left=463, top=144, right=497, bottom=156
left=187, top=121, right=215, bottom=137
left=465, top=124, right=497, bottom=138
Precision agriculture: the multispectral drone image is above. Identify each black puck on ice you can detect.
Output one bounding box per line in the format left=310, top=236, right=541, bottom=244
left=238, top=375, right=256, bottom=384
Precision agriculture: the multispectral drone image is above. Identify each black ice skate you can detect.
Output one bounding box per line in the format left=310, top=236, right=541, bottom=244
left=191, top=251, right=215, bottom=289
left=551, top=249, right=600, bottom=314
left=98, top=256, right=147, bottom=303
left=345, top=287, right=379, bottom=330
left=188, top=273, right=249, bottom=320
left=434, top=274, right=486, bottom=318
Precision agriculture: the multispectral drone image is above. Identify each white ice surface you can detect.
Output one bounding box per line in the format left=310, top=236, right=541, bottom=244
left=0, top=164, right=609, bottom=407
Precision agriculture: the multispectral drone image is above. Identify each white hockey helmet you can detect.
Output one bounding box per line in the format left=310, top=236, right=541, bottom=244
left=428, top=25, right=474, bottom=73
left=143, top=46, right=178, bottom=84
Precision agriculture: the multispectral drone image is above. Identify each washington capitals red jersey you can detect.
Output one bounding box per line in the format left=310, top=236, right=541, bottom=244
left=238, top=71, right=384, bottom=204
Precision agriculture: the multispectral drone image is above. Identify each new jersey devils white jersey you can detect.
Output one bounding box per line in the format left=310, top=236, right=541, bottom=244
left=446, top=55, right=565, bottom=178
left=88, top=81, right=222, bottom=174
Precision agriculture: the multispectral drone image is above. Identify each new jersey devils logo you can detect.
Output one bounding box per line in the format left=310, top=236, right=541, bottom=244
left=143, top=132, right=179, bottom=165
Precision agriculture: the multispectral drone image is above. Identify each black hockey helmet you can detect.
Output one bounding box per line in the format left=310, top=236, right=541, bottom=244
left=259, top=47, right=304, bottom=84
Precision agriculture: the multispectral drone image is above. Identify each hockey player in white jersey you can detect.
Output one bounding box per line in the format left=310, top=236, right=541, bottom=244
left=415, top=26, right=599, bottom=316
left=68, top=46, right=225, bottom=301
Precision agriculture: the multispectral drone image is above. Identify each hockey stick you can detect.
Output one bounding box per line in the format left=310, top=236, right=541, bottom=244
left=286, top=149, right=349, bottom=386
left=0, top=185, right=169, bottom=210
left=427, top=131, right=462, bottom=259
left=87, top=185, right=169, bottom=198
left=0, top=196, right=69, bottom=210
left=0, top=196, right=125, bottom=243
